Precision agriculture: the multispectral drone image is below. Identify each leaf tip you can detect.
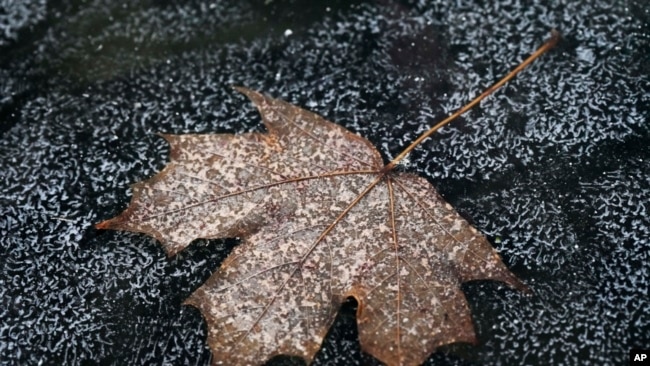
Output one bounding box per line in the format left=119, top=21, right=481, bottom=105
left=232, top=85, right=257, bottom=99
left=519, top=283, right=534, bottom=296
left=94, top=221, right=108, bottom=230
left=95, top=209, right=134, bottom=232
left=182, top=295, right=198, bottom=308
left=503, top=272, right=533, bottom=295
left=155, top=132, right=173, bottom=142
left=94, top=216, right=121, bottom=230
left=164, top=246, right=181, bottom=258
left=466, top=334, right=480, bottom=346
left=231, top=85, right=247, bottom=92
left=232, top=86, right=269, bottom=108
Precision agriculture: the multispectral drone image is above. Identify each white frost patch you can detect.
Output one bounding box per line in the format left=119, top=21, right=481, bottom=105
left=399, top=267, right=409, bottom=276
left=576, top=45, right=595, bottom=64
left=302, top=300, right=318, bottom=307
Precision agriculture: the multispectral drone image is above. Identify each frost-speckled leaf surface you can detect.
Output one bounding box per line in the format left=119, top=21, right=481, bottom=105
left=97, top=87, right=527, bottom=366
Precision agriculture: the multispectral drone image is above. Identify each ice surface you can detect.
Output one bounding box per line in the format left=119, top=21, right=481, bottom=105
left=0, top=0, right=648, bottom=365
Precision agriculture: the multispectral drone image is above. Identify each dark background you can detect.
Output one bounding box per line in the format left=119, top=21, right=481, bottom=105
left=1, top=0, right=648, bottom=365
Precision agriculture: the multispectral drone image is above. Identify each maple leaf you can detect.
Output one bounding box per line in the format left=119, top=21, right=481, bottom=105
left=97, top=33, right=559, bottom=366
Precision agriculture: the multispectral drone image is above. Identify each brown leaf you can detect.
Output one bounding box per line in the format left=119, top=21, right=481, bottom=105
left=97, top=87, right=528, bottom=366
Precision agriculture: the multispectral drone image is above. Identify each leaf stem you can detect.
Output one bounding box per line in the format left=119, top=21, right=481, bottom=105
left=384, top=30, right=560, bottom=172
